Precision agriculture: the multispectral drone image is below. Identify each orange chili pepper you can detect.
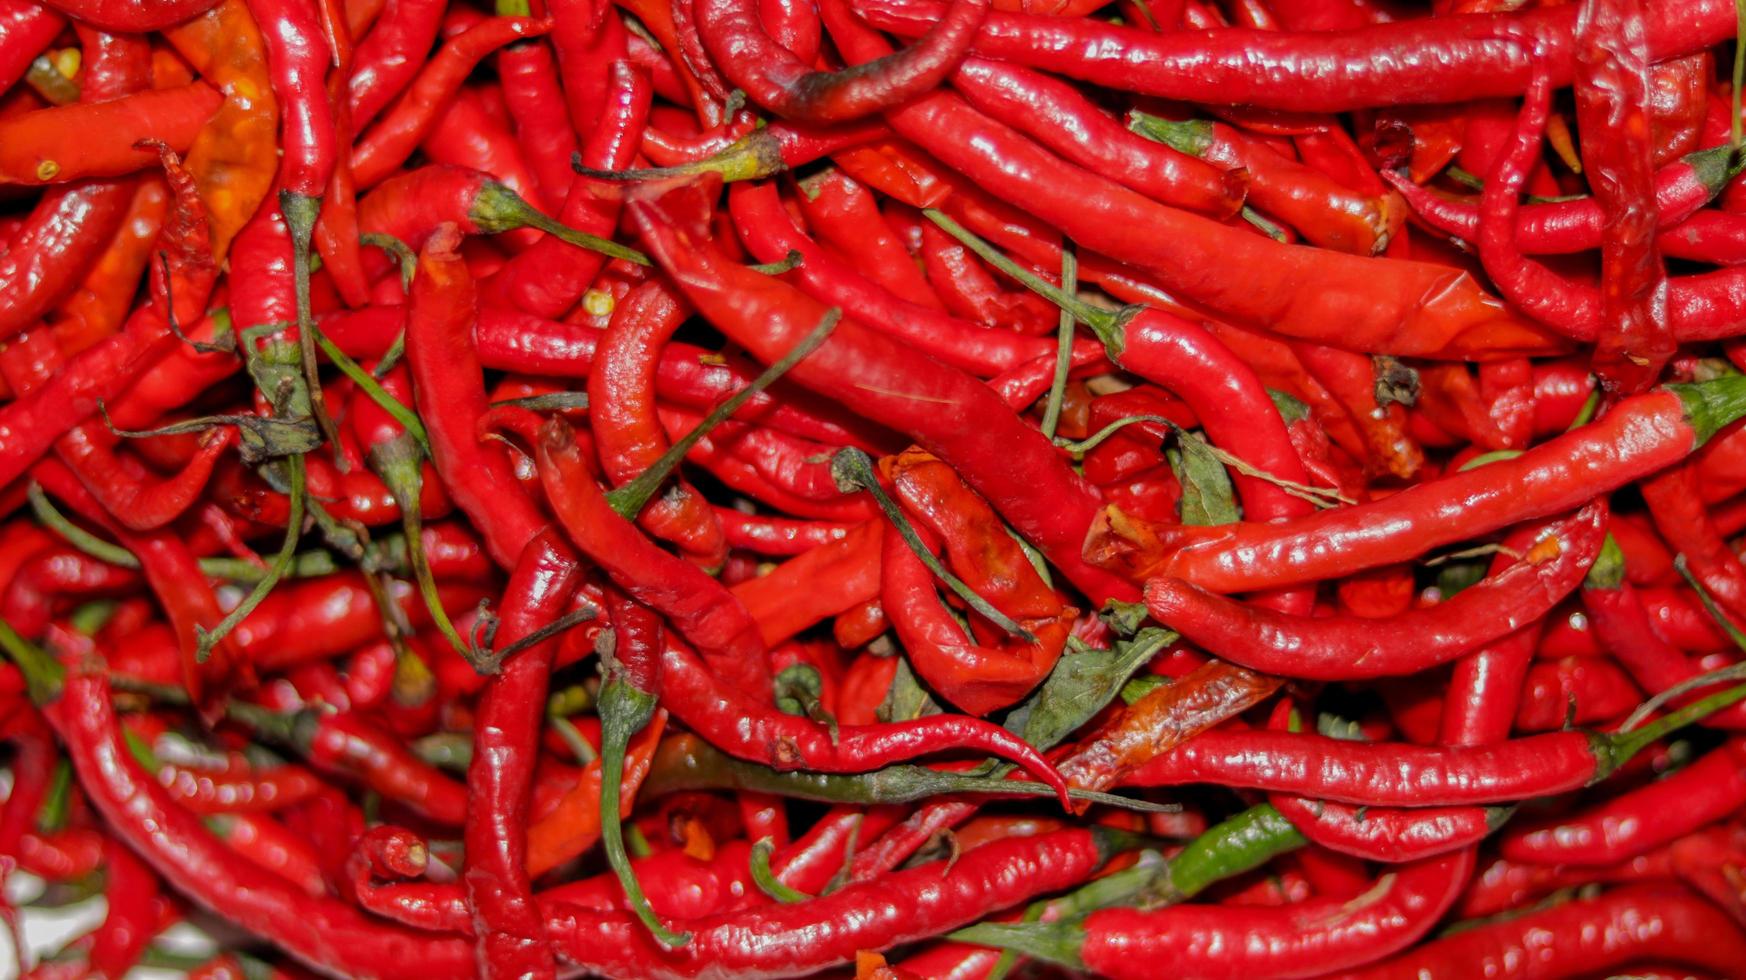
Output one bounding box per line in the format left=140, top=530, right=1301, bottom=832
left=524, top=710, right=667, bottom=877
left=162, top=0, right=280, bottom=262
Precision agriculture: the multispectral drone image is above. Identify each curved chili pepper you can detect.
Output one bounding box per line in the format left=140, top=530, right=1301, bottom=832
left=544, top=827, right=1112, bottom=978
left=950, top=59, right=1244, bottom=218
left=801, top=185, right=933, bottom=308
left=246, top=0, right=336, bottom=203
left=1270, top=794, right=1506, bottom=864
left=854, top=0, right=1734, bottom=112
left=47, top=176, right=169, bottom=356
left=463, top=527, right=582, bottom=977
left=825, top=0, right=1554, bottom=361
left=630, top=182, right=1135, bottom=605
left=585, top=280, right=728, bottom=567
left=696, top=0, right=986, bottom=124
left=728, top=181, right=1071, bottom=376
left=716, top=509, right=856, bottom=555
left=347, top=0, right=443, bottom=129
left=1094, top=376, right=1746, bottom=592
left=732, top=519, right=882, bottom=647
left=1498, top=737, right=1746, bottom=867
left=1345, top=882, right=1746, bottom=978
left=349, top=15, right=551, bottom=188
left=508, top=410, right=765, bottom=697
left=960, top=849, right=1473, bottom=978
left=48, top=662, right=479, bottom=975
left=404, top=223, right=547, bottom=570
left=497, top=37, right=576, bottom=205
left=490, top=60, right=650, bottom=318
left=0, top=84, right=222, bottom=185
left=1145, top=504, right=1603, bottom=680
left=1386, top=144, right=1735, bottom=255
left=1583, top=564, right=1746, bottom=729
left=1131, top=112, right=1397, bottom=255
left=0, top=0, right=64, bottom=94
left=35, top=0, right=219, bottom=30
left=1124, top=680, right=1746, bottom=805
left=0, top=31, right=147, bottom=342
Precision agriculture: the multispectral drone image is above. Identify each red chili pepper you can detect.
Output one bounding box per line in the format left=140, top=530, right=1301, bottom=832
left=1346, top=882, right=1746, bottom=978
left=404, top=223, right=548, bottom=570
left=497, top=35, right=578, bottom=205
left=855, top=0, right=1735, bottom=112
left=544, top=827, right=1110, bottom=977
left=733, top=519, right=882, bottom=647
left=489, top=60, right=650, bottom=318
left=696, top=0, right=987, bottom=123
left=463, top=527, right=582, bottom=977
left=631, top=182, right=1135, bottom=605
left=0, top=1, right=65, bottom=94
left=349, top=15, right=551, bottom=188
left=1093, top=376, right=1746, bottom=592
left=347, top=0, right=444, bottom=129
left=0, top=84, right=222, bottom=185
left=962, top=849, right=1473, bottom=978
left=1145, top=504, right=1604, bottom=680
left=728, top=181, right=1072, bottom=376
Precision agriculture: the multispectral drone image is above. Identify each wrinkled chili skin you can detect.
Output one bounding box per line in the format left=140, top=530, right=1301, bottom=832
left=1079, top=851, right=1473, bottom=979
left=1124, top=727, right=1610, bottom=806
left=853, top=0, right=1737, bottom=112
left=544, top=827, right=1105, bottom=978
left=1100, top=388, right=1702, bottom=593
left=630, top=184, right=1136, bottom=606
left=1338, top=883, right=1746, bottom=978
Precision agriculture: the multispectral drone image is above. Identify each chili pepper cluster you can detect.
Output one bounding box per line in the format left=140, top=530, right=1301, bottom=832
left=8, top=0, right=1746, bottom=976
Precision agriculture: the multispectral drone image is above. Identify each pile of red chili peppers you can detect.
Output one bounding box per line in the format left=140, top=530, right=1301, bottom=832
left=14, top=0, right=1746, bottom=975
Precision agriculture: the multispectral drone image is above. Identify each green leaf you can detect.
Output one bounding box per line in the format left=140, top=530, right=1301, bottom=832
left=1169, top=435, right=1238, bottom=527
left=1003, top=628, right=1175, bottom=750
left=877, top=656, right=940, bottom=723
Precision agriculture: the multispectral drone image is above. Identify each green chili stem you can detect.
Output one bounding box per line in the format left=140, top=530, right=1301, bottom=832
left=1041, top=247, right=1078, bottom=441
left=196, top=455, right=307, bottom=661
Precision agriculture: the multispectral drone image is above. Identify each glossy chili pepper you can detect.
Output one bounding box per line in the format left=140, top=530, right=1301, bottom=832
left=855, top=0, right=1735, bottom=111
left=830, top=0, right=1554, bottom=361
left=1125, top=677, right=1746, bottom=804
left=696, top=0, right=986, bottom=124
left=631, top=182, right=1135, bottom=605
left=1270, top=793, right=1506, bottom=864
left=728, top=181, right=1071, bottom=376
left=544, top=826, right=1113, bottom=978
left=793, top=168, right=939, bottom=309
left=1386, top=144, right=1734, bottom=255
left=950, top=60, right=1243, bottom=219
left=490, top=61, right=649, bottom=319
left=1145, top=504, right=1604, bottom=680
left=1130, top=112, right=1396, bottom=254
left=0, top=29, right=147, bottom=343
left=348, top=0, right=443, bottom=129
left=733, top=518, right=882, bottom=647
left=960, top=849, right=1473, bottom=978
left=41, top=654, right=479, bottom=976
left=1345, top=882, right=1746, bottom=978
left=1093, top=376, right=1746, bottom=592
left=0, top=0, right=65, bottom=94
left=0, top=84, right=222, bottom=185
left=46, top=176, right=169, bottom=356
left=404, top=224, right=547, bottom=570
left=462, top=526, right=581, bottom=978
left=349, top=15, right=551, bottom=188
